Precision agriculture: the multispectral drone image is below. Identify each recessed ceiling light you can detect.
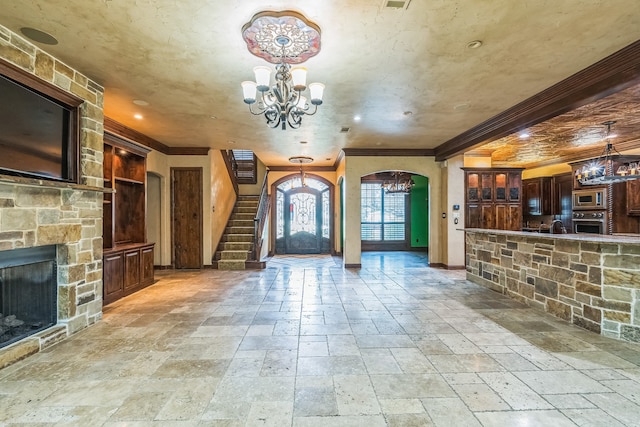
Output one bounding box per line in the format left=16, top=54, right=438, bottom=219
left=20, top=27, right=58, bottom=45
left=453, top=103, right=470, bottom=110
left=210, top=115, right=217, bottom=119
left=519, top=132, right=530, bottom=139
left=403, top=111, right=413, bottom=117
left=300, top=141, right=308, bottom=144
left=340, top=127, right=350, bottom=133
left=467, top=40, right=483, bottom=49
left=133, top=113, right=143, bottom=120
left=228, top=140, right=235, bottom=144
left=133, top=99, right=149, bottom=106
left=354, top=115, right=361, bottom=122
left=325, top=158, right=331, bottom=161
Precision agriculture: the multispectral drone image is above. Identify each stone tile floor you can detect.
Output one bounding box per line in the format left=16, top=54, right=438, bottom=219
left=1, top=252, right=640, bottom=426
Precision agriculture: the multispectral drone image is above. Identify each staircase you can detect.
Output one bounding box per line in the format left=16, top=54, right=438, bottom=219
left=213, top=195, right=265, bottom=270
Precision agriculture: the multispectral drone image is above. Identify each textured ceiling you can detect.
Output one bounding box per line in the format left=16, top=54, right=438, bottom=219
left=1, top=1, right=639, bottom=166
left=479, top=84, right=640, bottom=167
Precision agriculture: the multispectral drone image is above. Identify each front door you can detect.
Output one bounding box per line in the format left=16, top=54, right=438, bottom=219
left=171, top=167, right=203, bottom=269
left=285, top=188, right=322, bottom=254
left=274, top=174, right=332, bottom=254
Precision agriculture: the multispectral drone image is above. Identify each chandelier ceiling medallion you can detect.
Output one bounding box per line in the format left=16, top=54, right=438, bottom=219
left=289, top=156, right=314, bottom=187
left=241, top=11, right=325, bottom=130
left=382, top=172, right=415, bottom=194
left=575, top=121, right=640, bottom=186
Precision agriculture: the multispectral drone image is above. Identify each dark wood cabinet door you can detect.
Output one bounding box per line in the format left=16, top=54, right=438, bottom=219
left=481, top=204, right=495, bottom=229
left=141, top=246, right=154, bottom=285
left=524, top=178, right=551, bottom=215
left=172, top=168, right=203, bottom=269
left=627, top=180, right=640, bottom=216
left=123, top=249, right=141, bottom=291
left=466, top=204, right=481, bottom=228
left=507, top=204, right=522, bottom=231
left=524, top=180, right=541, bottom=215
left=103, top=252, right=124, bottom=305
left=495, top=204, right=507, bottom=229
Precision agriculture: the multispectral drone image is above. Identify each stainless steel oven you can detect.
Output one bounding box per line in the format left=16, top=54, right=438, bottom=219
left=573, top=210, right=607, bottom=234
left=572, top=189, right=607, bottom=210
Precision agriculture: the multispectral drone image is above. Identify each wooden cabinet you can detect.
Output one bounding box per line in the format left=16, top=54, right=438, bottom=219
left=103, top=244, right=155, bottom=305
left=523, top=177, right=552, bottom=216
left=464, top=168, right=523, bottom=231
left=627, top=179, right=640, bottom=216
left=103, top=130, right=154, bottom=305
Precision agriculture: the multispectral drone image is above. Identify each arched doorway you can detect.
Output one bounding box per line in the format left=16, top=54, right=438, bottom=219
left=272, top=174, right=333, bottom=254
left=360, top=171, right=429, bottom=252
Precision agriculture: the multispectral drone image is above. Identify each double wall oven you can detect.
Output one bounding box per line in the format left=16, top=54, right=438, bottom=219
left=572, top=188, right=608, bottom=234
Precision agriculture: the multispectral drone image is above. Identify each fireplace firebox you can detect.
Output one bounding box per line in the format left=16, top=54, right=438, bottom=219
left=0, top=245, right=57, bottom=349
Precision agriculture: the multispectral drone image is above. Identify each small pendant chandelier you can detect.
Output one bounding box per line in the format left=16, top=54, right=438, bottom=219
left=241, top=11, right=325, bottom=130
left=575, top=121, right=640, bottom=186
left=382, top=172, right=414, bottom=194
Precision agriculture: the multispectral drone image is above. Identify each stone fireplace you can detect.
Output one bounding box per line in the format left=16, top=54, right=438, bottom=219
left=0, top=24, right=105, bottom=368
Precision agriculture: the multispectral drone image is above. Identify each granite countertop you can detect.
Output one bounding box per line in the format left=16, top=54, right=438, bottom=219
left=463, top=228, right=640, bottom=244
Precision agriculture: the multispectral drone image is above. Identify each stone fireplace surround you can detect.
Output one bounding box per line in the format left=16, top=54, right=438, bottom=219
left=0, top=24, right=105, bottom=368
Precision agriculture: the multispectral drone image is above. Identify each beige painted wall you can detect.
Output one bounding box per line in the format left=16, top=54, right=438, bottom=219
left=441, top=155, right=466, bottom=268
left=147, top=150, right=215, bottom=266
left=343, top=156, right=443, bottom=267
left=210, top=150, right=236, bottom=259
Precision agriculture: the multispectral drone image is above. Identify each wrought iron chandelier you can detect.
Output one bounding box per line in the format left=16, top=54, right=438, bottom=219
left=241, top=11, right=325, bottom=130
left=382, top=172, right=414, bottom=194
left=575, top=121, right=640, bottom=186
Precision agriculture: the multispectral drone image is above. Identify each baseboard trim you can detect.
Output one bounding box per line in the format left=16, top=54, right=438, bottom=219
left=430, top=263, right=466, bottom=270
left=344, top=263, right=362, bottom=268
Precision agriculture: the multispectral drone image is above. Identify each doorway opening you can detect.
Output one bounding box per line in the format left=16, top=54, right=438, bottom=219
left=361, top=172, right=429, bottom=252
left=273, top=174, right=333, bottom=254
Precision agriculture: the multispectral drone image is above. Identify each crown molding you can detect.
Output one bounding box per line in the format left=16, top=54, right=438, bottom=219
left=342, top=148, right=435, bottom=157
left=268, top=165, right=336, bottom=172
left=104, top=117, right=209, bottom=156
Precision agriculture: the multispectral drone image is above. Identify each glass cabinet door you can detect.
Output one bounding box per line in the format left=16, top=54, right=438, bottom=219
left=495, top=173, right=507, bottom=201
left=467, top=173, right=479, bottom=202
left=481, top=173, right=493, bottom=201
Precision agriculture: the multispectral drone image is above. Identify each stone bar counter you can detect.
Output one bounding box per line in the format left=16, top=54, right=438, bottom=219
left=464, top=229, right=640, bottom=342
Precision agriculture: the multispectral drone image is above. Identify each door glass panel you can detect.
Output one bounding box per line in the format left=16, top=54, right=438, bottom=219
left=290, top=192, right=317, bottom=235
left=322, top=190, right=330, bottom=238
left=276, top=190, right=284, bottom=238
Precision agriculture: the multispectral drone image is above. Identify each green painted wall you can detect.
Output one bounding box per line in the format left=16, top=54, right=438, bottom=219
left=410, top=175, right=429, bottom=248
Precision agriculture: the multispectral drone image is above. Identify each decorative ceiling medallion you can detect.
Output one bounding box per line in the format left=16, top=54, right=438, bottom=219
left=242, top=10, right=321, bottom=64
left=289, top=156, right=314, bottom=164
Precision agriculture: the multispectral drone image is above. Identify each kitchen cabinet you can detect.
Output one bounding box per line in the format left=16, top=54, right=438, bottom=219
left=464, top=168, right=523, bottom=231
left=627, top=179, right=640, bottom=216
left=103, top=130, right=155, bottom=305
left=523, top=177, right=552, bottom=215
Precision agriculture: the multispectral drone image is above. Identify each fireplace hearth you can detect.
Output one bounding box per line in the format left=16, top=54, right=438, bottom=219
left=0, top=246, right=57, bottom=349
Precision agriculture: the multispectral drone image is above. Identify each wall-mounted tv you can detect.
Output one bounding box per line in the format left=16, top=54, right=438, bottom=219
left=0, top=61, right=80, bottom=183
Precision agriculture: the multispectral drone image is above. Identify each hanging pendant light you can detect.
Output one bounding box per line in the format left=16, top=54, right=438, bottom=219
left=575, top=121, right=640, bottom=186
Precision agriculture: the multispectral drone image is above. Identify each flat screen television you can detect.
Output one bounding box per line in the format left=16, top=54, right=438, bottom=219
left=0, top=71, right=78, bottom=182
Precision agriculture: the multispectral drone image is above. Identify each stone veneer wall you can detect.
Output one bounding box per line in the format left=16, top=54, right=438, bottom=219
left=465, top=230, right=640, bottom=343
left=0, top=25, right=104, bottom=368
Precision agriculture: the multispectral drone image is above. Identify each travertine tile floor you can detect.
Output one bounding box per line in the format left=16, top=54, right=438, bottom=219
left=1, top=252, right=640, bottom=426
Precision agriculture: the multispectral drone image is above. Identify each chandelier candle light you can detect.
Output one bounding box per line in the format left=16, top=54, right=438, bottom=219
left=241, top=11, right=325, bottom=130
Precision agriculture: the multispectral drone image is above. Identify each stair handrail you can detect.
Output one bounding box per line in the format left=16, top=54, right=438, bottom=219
left=221, top=150, right=239, bottom=196
left=252, top=171, right=270, bottom=261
